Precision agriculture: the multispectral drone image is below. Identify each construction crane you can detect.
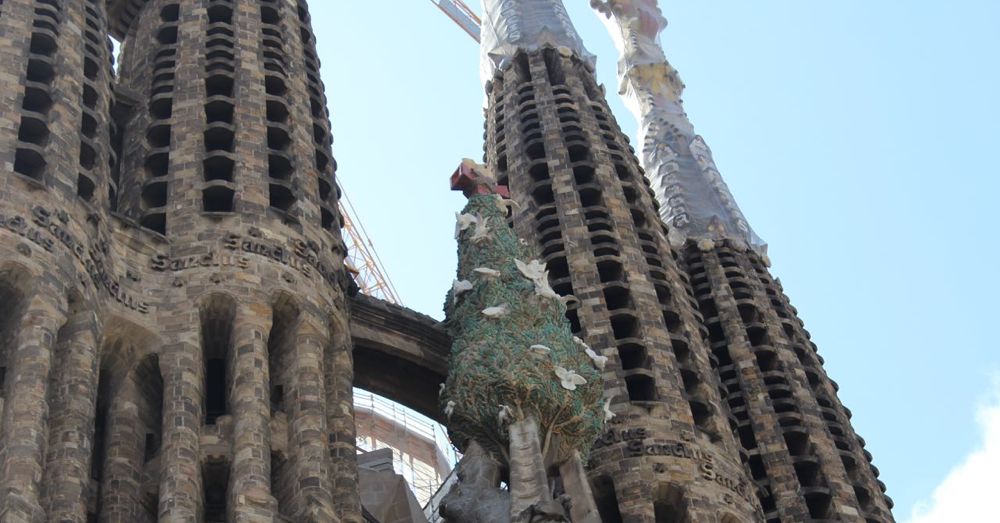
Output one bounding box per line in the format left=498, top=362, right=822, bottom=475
left=430, top=0, right=482, bottom=43
left=338, top=1, right=480, bottom=307
left=340, top=184, right=403, bottom=305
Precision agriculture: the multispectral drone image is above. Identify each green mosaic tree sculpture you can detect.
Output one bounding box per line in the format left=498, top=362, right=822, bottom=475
left=440, top=160, right=605, bottom=466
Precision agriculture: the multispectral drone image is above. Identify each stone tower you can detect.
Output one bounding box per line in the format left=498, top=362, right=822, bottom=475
left=479, top=0, right=761, bottom=520
left=591, top=1, right=894, bottom=521
left=0, top=0, right=359, bottom=521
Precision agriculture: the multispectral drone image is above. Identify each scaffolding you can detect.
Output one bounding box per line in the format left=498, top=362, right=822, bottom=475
left=353, top=389, right=458, bottom=506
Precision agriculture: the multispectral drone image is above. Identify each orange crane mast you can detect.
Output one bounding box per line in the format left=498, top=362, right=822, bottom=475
left=341, top=0, right=481, bottom=307
left=340, top=185, right=403, bottom=305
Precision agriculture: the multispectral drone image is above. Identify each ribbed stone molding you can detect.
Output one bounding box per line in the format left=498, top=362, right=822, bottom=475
left=480, top=0, right=596, bottom=85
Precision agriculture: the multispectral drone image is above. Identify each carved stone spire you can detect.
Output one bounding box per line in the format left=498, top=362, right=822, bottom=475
left=592, top=0, right=766, bottom=253
left=480, top=0, right=596, bottom=85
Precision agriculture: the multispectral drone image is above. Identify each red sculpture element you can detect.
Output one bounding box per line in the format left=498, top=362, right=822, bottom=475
left=451, top=159, right=510, bottom=199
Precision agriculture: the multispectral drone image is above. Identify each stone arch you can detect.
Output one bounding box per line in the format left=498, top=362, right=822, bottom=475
left=268, top=291, right=301, bottom=417
left=92, top=317, right=162, bottom=522
left=653, top=482, right=690, bottom=523
left=267, top=290, right=302, bottom=517
left=40, top=287, right=96, bottom=516
left=590, top=474, right=624, bottom=523
left=348, top=295, right=450, bottom=422
left=46, top=288, right=90, bottom=402
left=200, top=293, right=237, bottom=424
left=134, top=353, right=164, bottom=519
left=0, top=263, right=35, bottom=423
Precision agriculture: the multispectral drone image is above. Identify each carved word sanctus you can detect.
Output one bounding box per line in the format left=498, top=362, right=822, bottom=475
left=151, top=252, right=250, bottom=272
left=151, top=233, right=340, bottom=288
left=593, top=426, right=756, bottom=506
left=224, top=233, right=339, bottom=286
left=12, top=207, right=151, bottom=313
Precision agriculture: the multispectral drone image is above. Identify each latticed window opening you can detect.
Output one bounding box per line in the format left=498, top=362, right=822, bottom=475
left=201, top=0, right=237, bottom=213
left=14, top=0, right=64, bottom=183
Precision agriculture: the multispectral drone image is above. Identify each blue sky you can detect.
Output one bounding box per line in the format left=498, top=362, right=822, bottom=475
left=309, top=1, right=1000, bottom=519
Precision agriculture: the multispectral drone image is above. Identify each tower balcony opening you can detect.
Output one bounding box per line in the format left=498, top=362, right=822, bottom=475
left=29, top=31, right=58, bottom=56
left=266, top=97, right=289, bottom=123
left=77, top=172, right=96, bottom=201
left=17, top=112, right=49, bottom=146
left=160, top=4, right=179, bottom=22
left=603, top=285, right=631, bottom=311
left=203, top=152, right=235, bottom=182
left=617, top=342, right=648, bottom=371
left=14, top=146, right=47, bottom=181
left=624, top=372, right=657, bottom=402
left=139, top=180, right=168, bottom=210
left=265, top=76, right=287, bottom=96
left=144, top=148, right=170, bottom=177
left=78, top=140, right=97, bottom=170
left=202, top=459, right=229, bottom=522
left=203, top=183, right=235, bottom=213
left=156, top=25, right=178, bottom=45
left=204, top=124, right=235, bottom=152
left=22, top=82, right=53, bottom=112
left=321, top=205, right=336, bottom=231
left=149, top=95, right=173, bottom=120
left=139, top=211, right=166, bottom=235
left=610, top=314, right=639, bottom=340
left=207, top=4, right=232, bottom=24
left=81, top=109, right=99, bottom=138
left=269, top=183, right=296, bottom=212
left=268, top=152, right=294, bottom=180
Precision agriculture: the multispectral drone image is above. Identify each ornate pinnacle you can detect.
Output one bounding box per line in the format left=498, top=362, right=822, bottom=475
left=593, top=0, right=767, bottom=253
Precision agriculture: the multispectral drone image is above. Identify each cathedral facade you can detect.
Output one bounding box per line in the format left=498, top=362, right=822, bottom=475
left=0, top=0, right=891, bottom=521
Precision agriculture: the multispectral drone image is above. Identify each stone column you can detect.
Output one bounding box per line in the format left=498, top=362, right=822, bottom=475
left=158, top=341, right=204, bottom=522
left=508, top=417, right=555, bottom=521
left=229, top=305, right=274, bottom=522
left=41, top=311, right=100, bottom=522
left=0, top=291, right=66, bottom=521
left=324, top=301, right=362, bottom=523
left=285, top=314, right=336, bottom=520
left=559, top=453, right=601, bottom=523
left=99, top=375, right=144, bottom=522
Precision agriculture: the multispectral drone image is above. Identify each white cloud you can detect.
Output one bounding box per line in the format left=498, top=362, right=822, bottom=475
left=907, top=376, right=1000, bottom=523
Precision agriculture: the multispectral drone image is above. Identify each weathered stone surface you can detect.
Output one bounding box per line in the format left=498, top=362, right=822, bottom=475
left=0, top=0, right=892, bottom=521
left=439, top=442, right=511, bottom=523
left=0, top=0, right=358, bottom=520
left=482, top=43, right=763, bottom=521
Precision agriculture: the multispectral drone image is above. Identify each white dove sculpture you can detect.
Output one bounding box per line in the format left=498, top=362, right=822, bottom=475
left=455, top=212, right=478, bottom=239
left=515, top=258, right=572, bottom=304
left=494, top=194, right=521, bottom=213
left=452, top=279, right=474, bottom=305
left=473, top=267, right=501, bottom=279
left=585, top=347, right=609, bottom=370
left=482, top=304, right=510, bottom=318
left=515, top=258, right=547, bottom=281
left=470, top=216, right=491, bottom=244
left=529, top=344, right=552, bottom=356
left=554, top=366, right=587, bottom=391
